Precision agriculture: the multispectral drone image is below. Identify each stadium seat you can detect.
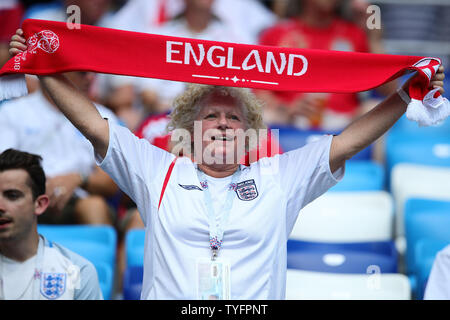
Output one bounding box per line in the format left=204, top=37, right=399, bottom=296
left=125, top=228, right=146, bottom=267
left=123, top=265, right=143, bottom=300
left=37, top=224, right=117, bottom=299
left=38, top=224, right=117, bottom=268
left=391, top=164, right=450, bottom=240
left=291, top=191, right=394, bottom=243
left=385, top=131, right=450, bottom=179
left=328, top=160, right=384, bottom=191
left=276, top=126, right=323, bottom=152
left=275, top=126, right=372, bottom=160
left=287, top=240, right=398, bottom=273
left=390, top=114, right=450, bottom=137
left=415, top=239, right=450, bottom=299
left=285, top=269, right=411, bottom=300
left=95, top=262, right=114, bottom=300
left=404, top=198, right=450, bottom=276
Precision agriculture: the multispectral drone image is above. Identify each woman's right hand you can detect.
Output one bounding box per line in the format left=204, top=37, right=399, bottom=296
left=9, top=29, right=27, bottom=57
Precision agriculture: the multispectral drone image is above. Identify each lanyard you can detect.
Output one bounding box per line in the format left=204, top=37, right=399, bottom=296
left=0, top=235, right=44, bottom=300
left=196, top=166, right=241, bottom=261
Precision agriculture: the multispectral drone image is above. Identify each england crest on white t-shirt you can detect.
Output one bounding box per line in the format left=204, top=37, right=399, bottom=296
left=235, top=179, right=258, bottom=201
left=40, top=272, right=66, bottom=299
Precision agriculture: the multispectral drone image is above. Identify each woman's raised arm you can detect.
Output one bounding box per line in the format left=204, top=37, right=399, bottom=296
left=330, top=66, right=445, bottom=173
left=9, top=29, right=110, bottom=158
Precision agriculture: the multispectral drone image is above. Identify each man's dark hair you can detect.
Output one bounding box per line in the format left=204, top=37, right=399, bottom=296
left=0, top=149, right=46, bottom=199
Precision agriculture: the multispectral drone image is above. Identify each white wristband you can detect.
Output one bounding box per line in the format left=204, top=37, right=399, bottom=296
left=397, top=87, right=411, bottom=104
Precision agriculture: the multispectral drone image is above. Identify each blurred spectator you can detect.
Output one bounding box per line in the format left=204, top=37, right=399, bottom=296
left=0, top=0, right=24, bottom=68
left=380, top=2, right=450, bottom=66
left=0, top=148, right=103, bottom=300
left=258, top=0, right=371, bottom=130
left=213, top=0, right=276, bottom=44
left=350, top=0, right=384, bottom=55
left=0, top=72, right=119, bottom=225
left=424, top=245, right=450, bottom=300
left=349, top=0, right=397, bottom=94
left=24, top=0, right=113, bottom=26
left=108, top=0, right=275, bottom=44
left=135, top=113, right=172, bottom=151
left=258, top=0, right=397, bottom=131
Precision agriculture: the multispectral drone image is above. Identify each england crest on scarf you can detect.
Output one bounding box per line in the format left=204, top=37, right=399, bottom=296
left=235, top=179, right=258, bottom=201
left=40, top=272, right=66, bottom=299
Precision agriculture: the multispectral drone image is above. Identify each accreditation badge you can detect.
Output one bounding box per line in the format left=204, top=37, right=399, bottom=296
left=196, top=258, right=230, bottom=300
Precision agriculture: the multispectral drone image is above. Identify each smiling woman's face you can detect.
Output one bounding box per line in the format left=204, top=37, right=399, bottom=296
left=194, top=92, right=247, bottom=165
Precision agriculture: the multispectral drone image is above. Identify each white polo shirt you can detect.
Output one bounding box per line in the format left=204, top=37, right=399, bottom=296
left=97, top=120, right=344, bottom=299
left=0, top=236, right=102, bottom=300
left=424, top=245, right=450, bottom=300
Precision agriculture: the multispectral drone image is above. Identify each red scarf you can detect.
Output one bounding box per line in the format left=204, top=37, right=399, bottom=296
left=0, top=19, right=448, bottom=126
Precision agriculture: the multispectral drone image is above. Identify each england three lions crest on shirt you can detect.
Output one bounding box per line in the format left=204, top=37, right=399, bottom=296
left=40, top=272, right=66, bottom=299
left=235, top=179, right=259, bottom=201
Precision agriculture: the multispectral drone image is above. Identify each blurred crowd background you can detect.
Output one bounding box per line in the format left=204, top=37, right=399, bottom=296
left=1, top=0, right=450, bottom=300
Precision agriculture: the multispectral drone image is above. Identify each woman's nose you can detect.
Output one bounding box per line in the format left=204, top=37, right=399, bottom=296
left=217, top=113, right=228, bottom=127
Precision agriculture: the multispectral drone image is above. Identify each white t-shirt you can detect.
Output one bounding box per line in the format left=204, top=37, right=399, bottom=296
left=0, top=90, right=118, bottom=179
left=97, top=120, right=344, bottom=299
left=0, top=236, right=102, bottom=300
left=1, top=254, right=37, bottom=300
left=424, top=245, right=450, bottom=300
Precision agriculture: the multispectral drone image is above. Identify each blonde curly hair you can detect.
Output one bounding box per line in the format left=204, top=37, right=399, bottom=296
left=167, top=84, right=266, bottom=133
left=166, top=84, right=267, bottom=156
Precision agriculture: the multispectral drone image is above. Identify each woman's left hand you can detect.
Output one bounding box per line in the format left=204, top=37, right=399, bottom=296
left=401, top=65, right=445, bottom=95
left=430, top=65, right=445, bottom=94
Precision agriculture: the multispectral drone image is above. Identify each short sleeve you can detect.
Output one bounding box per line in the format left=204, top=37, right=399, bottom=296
left=272, top=135, right=344, bottom=228
left=75, top=262, right=104, bottom=300
left=95, top=119, right=175, bottom=224
left=424, top=245, right=450, bottom=300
